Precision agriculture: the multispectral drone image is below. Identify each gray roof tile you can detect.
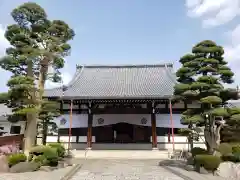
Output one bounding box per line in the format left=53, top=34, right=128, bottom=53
left=44, top=64, right=176, bottom=99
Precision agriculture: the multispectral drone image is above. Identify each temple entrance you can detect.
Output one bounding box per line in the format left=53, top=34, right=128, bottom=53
left=94, top=122, right=151, bottom=144
left=112, top=123, right=133, bottom=143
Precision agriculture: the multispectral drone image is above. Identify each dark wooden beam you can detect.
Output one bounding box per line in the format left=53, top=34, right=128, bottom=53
left=151, top=101, right=157, bottom=149
left=87, top=102, right=93, bottom=149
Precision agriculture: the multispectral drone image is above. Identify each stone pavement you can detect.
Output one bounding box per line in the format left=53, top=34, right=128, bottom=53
left=70, top=159, right=185, bottom=180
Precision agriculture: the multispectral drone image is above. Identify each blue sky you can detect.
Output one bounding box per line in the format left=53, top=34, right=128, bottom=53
left=0, top=0, right=240, bottom=91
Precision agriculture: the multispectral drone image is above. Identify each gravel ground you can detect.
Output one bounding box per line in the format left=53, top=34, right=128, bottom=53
left=70, top=159, right=185, bottom=180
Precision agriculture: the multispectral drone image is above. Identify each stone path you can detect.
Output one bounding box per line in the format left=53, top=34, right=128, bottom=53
left=70, top=159, right=185, bottom=180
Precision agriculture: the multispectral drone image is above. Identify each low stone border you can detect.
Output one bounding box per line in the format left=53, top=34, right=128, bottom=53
left=162, top=166, right=194, bottom=180
left=60, top=164, right=83, bottom=180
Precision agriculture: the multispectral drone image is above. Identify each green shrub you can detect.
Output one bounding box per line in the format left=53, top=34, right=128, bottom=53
left=218, top=143, right=232, bottom=156
left=8, top=153, right=27, bottom=167
left=232, top=145, right=240, bottom=154
left=191, top=147, right=208, bottom=157
left=33, top=155, right=48, bottom=166
left=48, top=143, right=65, bottom=157
left=194, top=155, right=221, bottom=171
left=42, top=147, right=59, bottom=166
left=30, top=145, right=59, bottom=166
left=30, top=145, right=49, bottom=155
left=221, top=153, right=240, bottom=163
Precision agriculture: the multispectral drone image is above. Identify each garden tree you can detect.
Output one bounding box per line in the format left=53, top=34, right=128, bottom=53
left=0, top=92, right=59, bottom=144
left=38, top=100, right=60, bottom=145
left=0, top=2, right=74, bottom=153
left=221, top=107, right=240, bottom=143
left=174, top=40, right=238, bottom=154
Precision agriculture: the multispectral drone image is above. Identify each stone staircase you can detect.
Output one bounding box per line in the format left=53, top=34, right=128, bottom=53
left=71, top=149, right=170, bottom=159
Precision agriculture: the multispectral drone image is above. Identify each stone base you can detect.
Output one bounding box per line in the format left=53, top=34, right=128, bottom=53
left=85, top=147, right=92, bottom=150
left=152, top=148, right=159, bottom=150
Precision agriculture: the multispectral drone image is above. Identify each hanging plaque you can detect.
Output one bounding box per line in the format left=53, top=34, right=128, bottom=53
left=141, top=117, right=147, bottom=124
left=60, top=118, right=67, bottom=125
left=98, top=118, right=104, bottom=125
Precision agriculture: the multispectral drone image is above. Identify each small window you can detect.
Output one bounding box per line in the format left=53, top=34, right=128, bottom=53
left=0, top=127, right=4, bottom=130
left=10, top=126, right=21, bottom=134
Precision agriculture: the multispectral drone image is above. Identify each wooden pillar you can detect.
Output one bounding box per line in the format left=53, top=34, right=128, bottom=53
left=151, top=101, right=157, bottom=149
left=87, top=102, right=93, bottom=149
left=169, top=99, right=175, bottom=151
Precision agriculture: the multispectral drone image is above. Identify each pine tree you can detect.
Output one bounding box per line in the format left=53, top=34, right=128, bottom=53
left=38, top=100, right=60, bottom=145
left=0, top=2, right=74, bottom=153
left=174, top=40, right=238, bottom=153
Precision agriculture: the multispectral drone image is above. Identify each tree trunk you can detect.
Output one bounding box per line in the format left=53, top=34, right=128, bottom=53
left=23, top=61, right=38, bottom=155
left=23, top=113, right=38, bottom=154
left=204, top=124, right=223, bottom=154
left=188, top=136, right=193, bottom=152
left=42, top=120, right=48, bottom=145
left=38, top=59, right=49, bottom=144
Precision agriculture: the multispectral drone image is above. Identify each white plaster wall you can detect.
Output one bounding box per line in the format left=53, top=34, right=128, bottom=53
left=53, top=114, right=88, bottom=128
left=52, top=113, right=188, bottom=129
left=156, top=114, right=187, bottom=128
left=0, top=121, right=26, bottom=135
left=93, top=114, right=151, bottom=126
left=45, top=135, right=96, bottom=143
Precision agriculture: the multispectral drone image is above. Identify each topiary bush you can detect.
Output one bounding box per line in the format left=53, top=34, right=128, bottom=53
left=29, top=145, right=49, bottom=156
left=43, top=147, right=59, bottom=166
left=218, top=143, right=232, bottom=156
left=232, top=144, right=240, bottom=154
left=194, top=155, right=221, bottom=172
left=33, top=155, right=48, bottom=166
left=8, top=153, right=27, bottom=167
left=191, top=147, right=208, bottom=157
left=29, top=145, right=59, bottom=167
left=221, top=154, right=240, bottom=163
left=48, top=143, right=65, bottom=157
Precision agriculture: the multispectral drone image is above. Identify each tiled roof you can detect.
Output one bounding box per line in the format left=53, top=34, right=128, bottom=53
left=44, top=64, right=177, bottom=99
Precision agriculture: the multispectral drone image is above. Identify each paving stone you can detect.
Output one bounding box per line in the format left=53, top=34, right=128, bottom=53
left=70, top=159, right=185, bottom=180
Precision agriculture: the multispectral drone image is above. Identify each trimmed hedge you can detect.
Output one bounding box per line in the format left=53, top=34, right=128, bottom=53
left=8, top=153, right=27, bottom=167
left=221, top=153, right=240, bottom=163
left=29, top=145, right=49, bottom=155
left=191, top=147, right=208, bottom=157
left=194, top=155, right=221, bottom=171
left=48, top=143, right=65, bottom=157
left=29, top=145, right=59, bottom=167
left=232, top=145, right=240, bottom=154
left=218, top=143, right=232, bottom=156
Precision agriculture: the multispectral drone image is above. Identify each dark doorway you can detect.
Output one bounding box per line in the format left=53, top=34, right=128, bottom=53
left=112, top=122, right=133, bottom=143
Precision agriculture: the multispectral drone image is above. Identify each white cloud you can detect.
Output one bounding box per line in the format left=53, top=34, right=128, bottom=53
left=45, top=71, right=72, bottom=89
left=0, top=25, right=12, bottom=92
left=185, top=0, right=240, bottom=85
left=185, top=0, right=240, bottom=28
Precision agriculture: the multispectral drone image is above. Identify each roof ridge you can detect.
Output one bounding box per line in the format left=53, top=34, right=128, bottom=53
left=76, top=63, right=173, bottom=69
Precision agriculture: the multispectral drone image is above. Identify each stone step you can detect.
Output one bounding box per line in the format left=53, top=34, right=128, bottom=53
left=72, top=150, right=170, bottom=159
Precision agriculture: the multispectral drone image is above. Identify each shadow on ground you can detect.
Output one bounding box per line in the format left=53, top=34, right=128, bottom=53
left=159, top=159, right=186, bottom=169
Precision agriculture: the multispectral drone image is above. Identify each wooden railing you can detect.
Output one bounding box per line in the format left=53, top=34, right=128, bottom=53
left=0, top=134, right=24, bottom=149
